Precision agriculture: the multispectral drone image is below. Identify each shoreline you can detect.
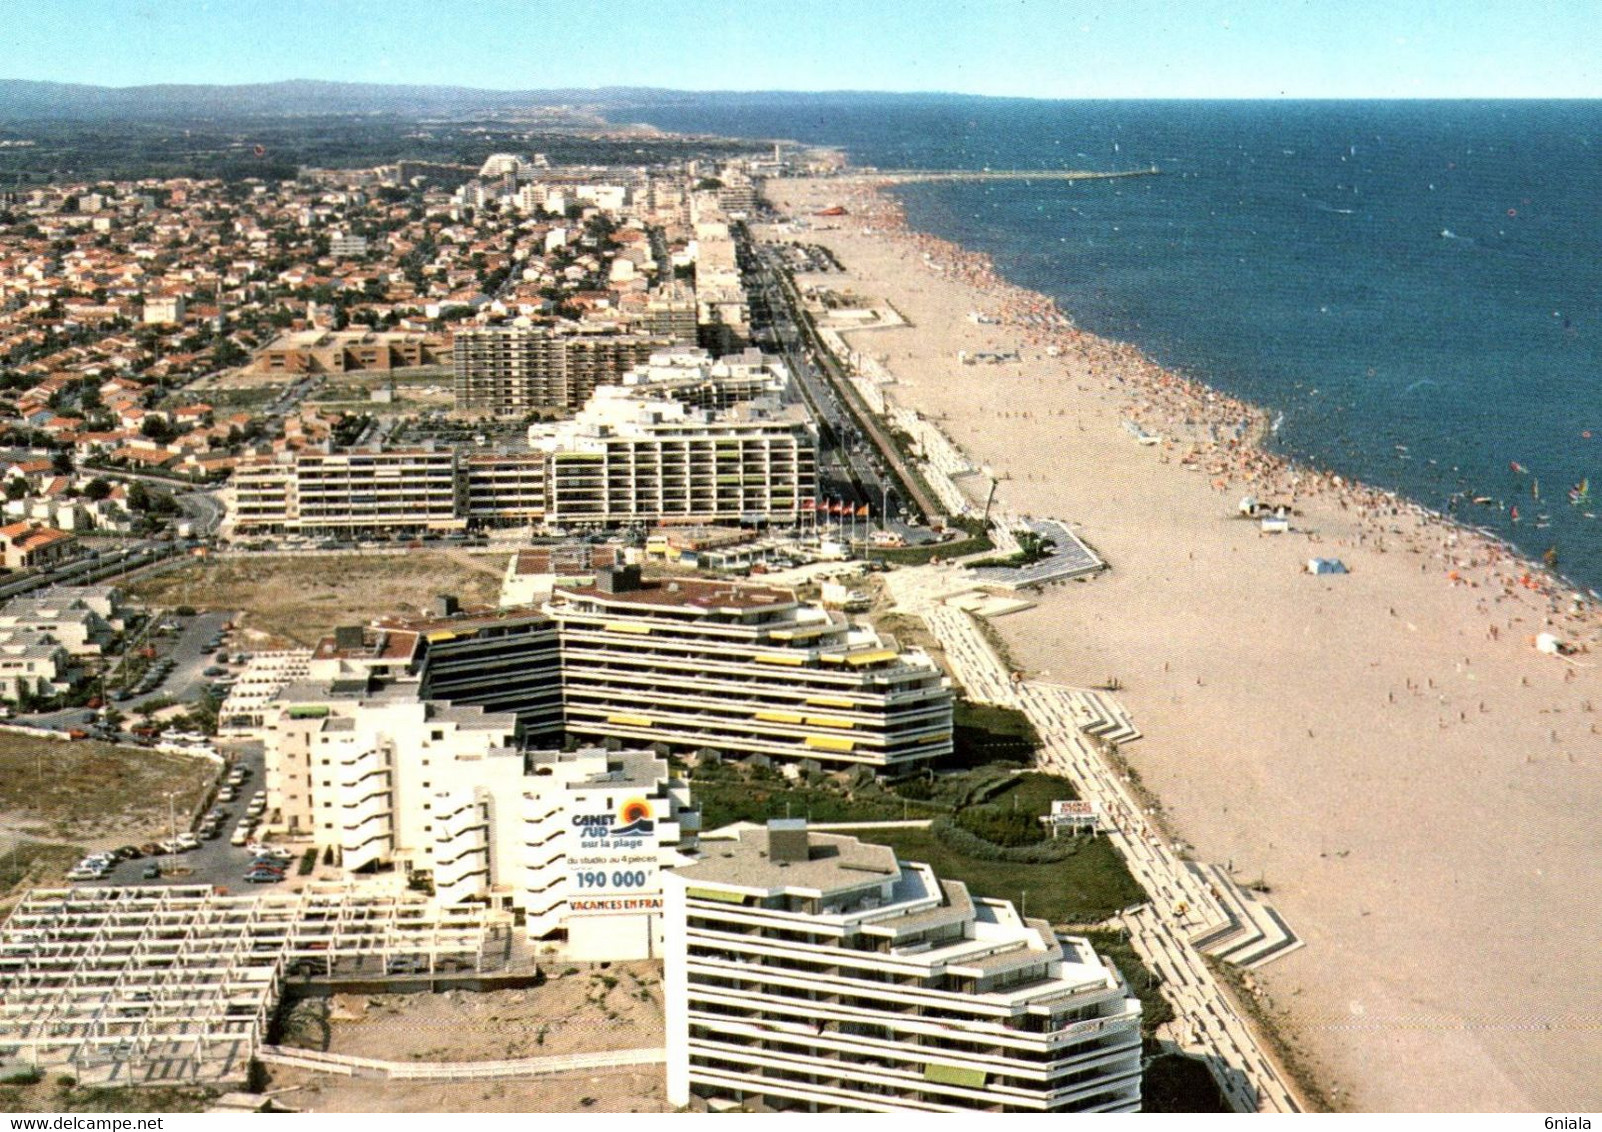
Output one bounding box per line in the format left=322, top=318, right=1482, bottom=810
left=798, top=174, right=1602, bottom=651
left=761, top=173, right=1602, bottom=1112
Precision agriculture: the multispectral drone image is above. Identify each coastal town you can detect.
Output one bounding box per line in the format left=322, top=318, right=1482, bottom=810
left=0, top=116, right=1597, bottom=1120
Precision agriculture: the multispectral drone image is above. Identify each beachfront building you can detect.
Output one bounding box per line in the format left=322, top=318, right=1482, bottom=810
left=452, top=326, right=671, bottom=415
left=530, top=386, right=814, bottom=530
left=664, top=822, right=1143, bottom=1113
left=546, top=568, right=952, bottom=769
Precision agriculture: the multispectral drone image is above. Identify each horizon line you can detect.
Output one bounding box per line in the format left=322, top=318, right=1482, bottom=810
left=2, top=78, right=1601, bottom=103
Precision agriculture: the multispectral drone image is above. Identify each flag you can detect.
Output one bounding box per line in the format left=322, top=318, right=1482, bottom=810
left=830, top=501, right=844, bottom=516
left=801, top=498, right=815, bottom=511
left=857, top=503, right=870, bottom=517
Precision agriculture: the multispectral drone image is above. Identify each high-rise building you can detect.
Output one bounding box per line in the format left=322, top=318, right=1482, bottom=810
left=664, top=822, right=1143, bottom=1113
left=452, top=327, right=671, bottom=415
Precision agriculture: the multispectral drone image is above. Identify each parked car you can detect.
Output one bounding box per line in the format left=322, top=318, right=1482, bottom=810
left=140, top=864, right=161, bottom=880
left=243, top=870, right=284, bottom=884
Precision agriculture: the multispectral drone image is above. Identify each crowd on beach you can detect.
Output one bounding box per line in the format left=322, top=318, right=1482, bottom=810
left=817, top=177, right=1602, bottom=654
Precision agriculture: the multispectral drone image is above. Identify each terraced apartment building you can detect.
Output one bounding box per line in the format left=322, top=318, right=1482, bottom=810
left=545, top=568, right=952, bottom=769
left=664, top=822, right=1144, bottom=1113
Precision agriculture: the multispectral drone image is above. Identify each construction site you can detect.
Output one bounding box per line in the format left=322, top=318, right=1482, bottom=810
left=0, top=884, right=518, bottom=1088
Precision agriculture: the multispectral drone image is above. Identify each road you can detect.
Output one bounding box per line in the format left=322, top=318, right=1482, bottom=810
left=746, top=234, right=945, bottom=526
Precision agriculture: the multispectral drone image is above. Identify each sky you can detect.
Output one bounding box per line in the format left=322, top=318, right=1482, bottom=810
left=5, top=0, right=1601, bottom=99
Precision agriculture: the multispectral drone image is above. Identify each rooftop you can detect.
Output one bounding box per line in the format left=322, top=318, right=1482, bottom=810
left=677, top=825, right=899, bottom=898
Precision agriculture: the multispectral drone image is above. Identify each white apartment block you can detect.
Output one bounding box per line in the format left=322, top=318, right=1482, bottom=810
left=546, top=569, right=952, bottom=768
left=664, top=822, right=1143, bottom=1113
left=260, top=669, right=696, bottom=957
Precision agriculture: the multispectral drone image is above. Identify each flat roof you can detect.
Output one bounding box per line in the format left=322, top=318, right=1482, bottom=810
left=677, top=827, right=899, bottom=897
left=558, top=577, right=796, bottom=614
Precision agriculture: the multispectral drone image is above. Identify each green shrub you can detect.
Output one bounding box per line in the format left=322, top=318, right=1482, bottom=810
left=931, top=817, right=1087, bottom=863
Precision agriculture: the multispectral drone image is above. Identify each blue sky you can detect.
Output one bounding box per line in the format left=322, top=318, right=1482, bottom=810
left=7, top=0, right=1600, bottom=98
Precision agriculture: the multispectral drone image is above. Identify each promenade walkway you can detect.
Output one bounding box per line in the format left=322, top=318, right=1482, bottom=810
left=904, top=584, right=1304, bottom=1112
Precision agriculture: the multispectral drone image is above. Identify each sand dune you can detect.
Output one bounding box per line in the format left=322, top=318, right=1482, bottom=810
left=763, top=177, right=1602, bottom=1113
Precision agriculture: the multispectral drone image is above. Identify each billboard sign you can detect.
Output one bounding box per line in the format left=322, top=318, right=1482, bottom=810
left=568, top=795, right=664, bottom=914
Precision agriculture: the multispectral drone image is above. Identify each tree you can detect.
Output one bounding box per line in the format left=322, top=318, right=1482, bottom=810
left=140, top=416, right=173, bottom=442
left=50, top=450, right=72, bottom=476
left=4, top=478, right=27, bottom=501
left=127, top=481, right=151, bottom=512
left=83, top=478, right=112, bottom=502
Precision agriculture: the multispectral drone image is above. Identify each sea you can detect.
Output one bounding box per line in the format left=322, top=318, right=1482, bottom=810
left=611, top=97, right=1602, bottom=592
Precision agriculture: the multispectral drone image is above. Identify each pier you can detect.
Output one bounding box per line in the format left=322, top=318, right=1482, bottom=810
left=843, top=166, right=1160, bottom=185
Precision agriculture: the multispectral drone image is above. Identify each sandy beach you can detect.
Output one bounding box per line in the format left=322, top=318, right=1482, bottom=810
left=762, top=176, right=1602, bottom=1113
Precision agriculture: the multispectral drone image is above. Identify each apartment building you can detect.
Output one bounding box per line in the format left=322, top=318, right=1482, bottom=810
left=546, top=568, right=952, bottom=768
left=251, top=330, right=448, bottom=376
left=463, top=452, right=547, bottom=527
left=229, top=444, right=463, bottom=535
left=260, top=666, right=696, bottom=956
left=531, top=386, right=814, bottom=529
left=408, top=605, right=564, bottom=744
left=664, top=822, right=1143, bottom=1113
left=452, top=326, right=671, bottom=415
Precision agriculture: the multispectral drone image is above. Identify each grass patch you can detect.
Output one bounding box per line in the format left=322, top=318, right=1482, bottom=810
left=0, top=735, right=214, bottom=840
left=692, top=776, right=942, bottom=831
left=0, top=1082, right=216, bottom=1114
left=853, top=826, right=1143, bottom=924
left=0, top=841, right=84, bottom=909
left=129, top=552, right=506, bottom=647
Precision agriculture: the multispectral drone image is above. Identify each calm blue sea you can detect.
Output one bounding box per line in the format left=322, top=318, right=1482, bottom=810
left=613, top=97, right=1602, bottom=590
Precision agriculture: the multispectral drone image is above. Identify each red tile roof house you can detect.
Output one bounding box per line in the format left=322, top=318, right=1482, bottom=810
left=0, top=521, right=79, bottom=570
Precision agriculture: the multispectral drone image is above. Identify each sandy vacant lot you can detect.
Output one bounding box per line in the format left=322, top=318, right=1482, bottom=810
left=131, top=551, right=507, bottom=647
left=265, top=963, right=668, bottom=1113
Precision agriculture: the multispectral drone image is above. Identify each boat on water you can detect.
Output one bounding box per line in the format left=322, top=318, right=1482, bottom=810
left=1569, top=478, right=1590, bottom=506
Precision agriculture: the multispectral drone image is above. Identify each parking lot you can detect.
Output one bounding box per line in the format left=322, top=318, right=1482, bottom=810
left=119, top=609, right=238, bottom=711
left=80, top=740, right=296, bottom=893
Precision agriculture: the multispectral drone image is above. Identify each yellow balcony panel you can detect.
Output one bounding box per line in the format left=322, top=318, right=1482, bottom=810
left=603, top=622, right=652, bottom=635
left=806, top=695, right=855, bottom=709
left=754, top=710, right=804, bottom=724
left=844, top=649, right=899, bottom=667
left=425, top=630, right=458, bottom=643
left=805, top=735, right=855, bottom=753
left=805, top=715, right=855, bottom=730
left=607, top=714, right=654, bottom=727
left=754, top=653, right=805, bottom=667
left=918, top=732, right=954, bottom=744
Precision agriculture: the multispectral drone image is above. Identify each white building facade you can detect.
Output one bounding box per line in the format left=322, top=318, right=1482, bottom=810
left=664, top=822, right=1143, bottom=1113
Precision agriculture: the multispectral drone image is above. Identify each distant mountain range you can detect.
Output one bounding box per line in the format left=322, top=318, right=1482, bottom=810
left=0, top=79, right=977, bottom=121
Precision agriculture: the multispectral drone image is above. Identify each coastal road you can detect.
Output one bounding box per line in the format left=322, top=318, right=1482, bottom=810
left=751, top=240, right=946, bottom=525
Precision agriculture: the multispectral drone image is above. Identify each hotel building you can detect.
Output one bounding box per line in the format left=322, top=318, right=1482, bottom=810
left=664, top=822, right=1143, bottom=1113
left=260, top=666, right=697, bottom=957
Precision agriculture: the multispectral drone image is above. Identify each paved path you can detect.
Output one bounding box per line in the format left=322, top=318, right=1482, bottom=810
left=899, top=576, right=1304, bottom=1113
